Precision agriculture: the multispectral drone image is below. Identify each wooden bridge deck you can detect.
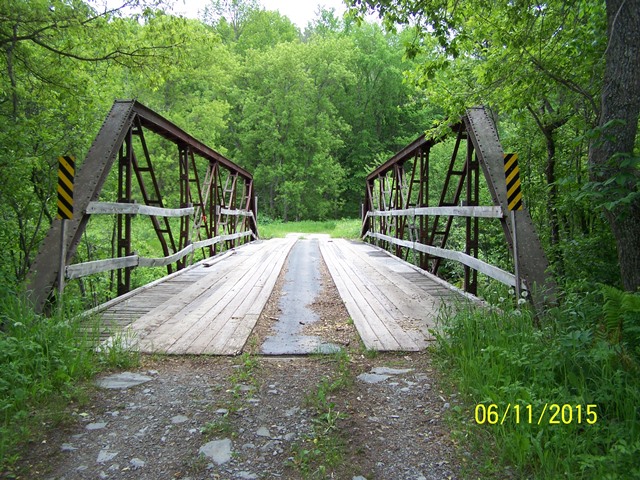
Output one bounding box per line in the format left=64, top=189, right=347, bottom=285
left=320, top=239, right=457, bottom=351
left=95, top=237, right=464, bottom=355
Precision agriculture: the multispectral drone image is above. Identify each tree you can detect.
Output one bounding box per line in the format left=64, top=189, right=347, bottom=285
left=347, top=0, right=639, bottom=291
left=588, top=0, right=640, bottom=291
left=226, top=40, right=352, bottom=220
left=0, top=0, right=192, bottom=286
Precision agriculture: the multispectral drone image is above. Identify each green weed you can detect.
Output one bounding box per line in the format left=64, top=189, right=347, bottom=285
left=433, top=288, right=640, bottom=479
left=290, top=351, right=352, bottom=478
left=258, top=218, right=361, bottom=239
left=0, top=288, right=138, bottom=471
left=200, top=416, right=233, bottom=439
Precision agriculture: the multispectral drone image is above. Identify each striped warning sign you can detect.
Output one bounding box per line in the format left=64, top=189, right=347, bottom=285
left=57, top=155, right=75, bottom=220
left=504, top=153, right=523, bottom=211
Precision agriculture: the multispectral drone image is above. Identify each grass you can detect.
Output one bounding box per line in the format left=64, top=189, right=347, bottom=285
left=0, top=288, right=139, bottom=474
left=289, top=350, right=353, bottom=478
left=433, top=286, right=640, bottom=479
left=257, top=217, right=361, bottom=240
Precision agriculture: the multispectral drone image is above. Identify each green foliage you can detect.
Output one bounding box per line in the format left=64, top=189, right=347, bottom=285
left=433, top=290, right=640, bottom=478
left=0, top=287, right=138, bottom=469
left=600, top=286, right=640, bottom=367
left=290, top=350, right=351, bottom=478
left=200, top=416, right=233, bottom=439
left=258, top=218, right=361, bottom=239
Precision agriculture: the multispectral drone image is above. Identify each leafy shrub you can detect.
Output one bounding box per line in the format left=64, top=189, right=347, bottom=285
left=434, top=288, right=640, bottom=479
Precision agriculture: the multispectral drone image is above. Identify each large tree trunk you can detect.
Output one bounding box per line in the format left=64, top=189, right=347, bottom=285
left=589, top=0, right=640, bottom=291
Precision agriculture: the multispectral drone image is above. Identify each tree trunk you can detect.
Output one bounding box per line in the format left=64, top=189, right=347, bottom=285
left=589, top=0, right=640, bottom=291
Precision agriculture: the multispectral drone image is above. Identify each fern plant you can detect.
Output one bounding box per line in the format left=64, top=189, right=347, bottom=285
left=600, top=285, right=640, bottom=369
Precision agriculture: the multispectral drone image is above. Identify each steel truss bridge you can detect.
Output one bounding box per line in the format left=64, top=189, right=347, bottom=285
left=25, top=101, right=553, bottom=354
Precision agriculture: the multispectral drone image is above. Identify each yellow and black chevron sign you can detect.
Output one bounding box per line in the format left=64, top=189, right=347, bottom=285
left=504, top=153, right=523, bottom=211
left=57, top=155, right=75, bottom=220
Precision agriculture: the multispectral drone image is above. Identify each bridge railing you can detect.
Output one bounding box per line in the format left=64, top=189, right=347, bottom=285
left=27, top=100, right=258, bottom=312
left=362, top=107, right=554, bottom=304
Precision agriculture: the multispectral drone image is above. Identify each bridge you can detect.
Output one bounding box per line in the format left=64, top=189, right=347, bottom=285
left=26, top=101, right=553, bottom=355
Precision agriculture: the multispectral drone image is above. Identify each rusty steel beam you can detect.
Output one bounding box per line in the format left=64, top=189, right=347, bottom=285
left=362, top=106, right=554, bottom=306
left=26, top=100, right=257, bottom=313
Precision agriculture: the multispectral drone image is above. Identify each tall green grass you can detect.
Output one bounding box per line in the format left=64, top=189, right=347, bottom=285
left=257, top=217, right=361, bottom=240
left=434, top=288, right=640, bottom=479
left=0, top=287, right=138, bottom=471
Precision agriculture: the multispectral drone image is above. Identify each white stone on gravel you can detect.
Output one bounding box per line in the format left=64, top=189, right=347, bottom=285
left=61, top=443, right=77, bottom=452
left=96, top=449, right=118, bottom=463
left=353, top=476, right=368, bottom=480
left=284, top=407, right=299, bottom=417
left=371, top=367, right=413, bottom=375
left=199, top=439, right=233, bottom=465
left=86, top=422, right=107, bottom=430
left=95, top=372, right=153, bottom=390
left=236, top=471, right=258, bottom=479
left=171, top=415, right=189, bottom=424
left=130, top=458, right=145, bottom=469
left=357, top=373, right=390, bottom=384
left=256, top=426, right=271, bottom=437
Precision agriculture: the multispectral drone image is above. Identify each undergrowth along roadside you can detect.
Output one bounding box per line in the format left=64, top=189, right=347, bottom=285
left=0, top=287, right=139, bottom=474
left=289, top=349, right=353, bottom=479
left=433, top=286, right=640, bottom=479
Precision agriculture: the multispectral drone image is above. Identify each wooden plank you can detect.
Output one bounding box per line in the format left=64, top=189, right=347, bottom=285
left=220, top=207, right=255, bottom=218
left=138, top=239, right=287, bottom=354
left=342, top=240, right=448, bottom=309
left=212, top=237, right=296, bottom=354
left=132, top=242, right=273, bottom=351
left=336, top=240, right=447, bottom=342
left=319, top=239, right=406, bottom=350
left=333, top=241, right=436, bottom=343
left=66, top=255, right=139, bottom=279
left=180, top=239, right=294, bottom=354
left=87, top=201, right=194, bottom=217
left=158, top=249, right=275, bottom=353
left=126, top=252, right=251, bottom=341
left=366, top=205, right=503, bottom=219
left=364, top=231, right=521, bottom=288
left=318, top=238, right=466, bottom=351
left=329, top=240, right=424, bottom=349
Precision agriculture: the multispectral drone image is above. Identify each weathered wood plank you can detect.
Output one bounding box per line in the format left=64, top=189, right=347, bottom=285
left=319, top=238, right=467, bottom=351
left=365, top=205, right=503, bottom=219
left=86, top=201, right=194, bottom=217
left=132, top=242, right=272, bottom=351
left=341, top=241, right=445, bottom=314
left=319, top=239, right=407, bottom=350
left=210, top=238, right=296, bottom=354
left=178, top=239, right=291, bottom=354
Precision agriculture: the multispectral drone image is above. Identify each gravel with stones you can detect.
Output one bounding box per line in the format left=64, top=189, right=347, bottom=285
left=14, top=245, right=465, bottom=480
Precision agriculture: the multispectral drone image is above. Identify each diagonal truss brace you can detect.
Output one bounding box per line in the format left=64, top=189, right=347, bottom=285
left=26, top=100, right=258, bottom=313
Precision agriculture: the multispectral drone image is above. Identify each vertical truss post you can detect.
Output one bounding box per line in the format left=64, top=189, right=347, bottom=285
left=465, top=140, right=480, bottom=295
left=117, top=130, right=133, bottom=296
left=246, top=177, right=258, bottom=239
left=393, top=163, right=405, bottom=258
left=178, top=145, right=190, bottom=269
left=131, top=121, right=176, bottom=274
left=211, top=162, right=220, bottom=255
left=418, top=147, right=430, bottom=270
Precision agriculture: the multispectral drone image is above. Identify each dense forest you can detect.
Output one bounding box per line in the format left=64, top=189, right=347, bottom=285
left=1, top=1, right=640, bottom=477
left=0, top=0, right=637, bottom=296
